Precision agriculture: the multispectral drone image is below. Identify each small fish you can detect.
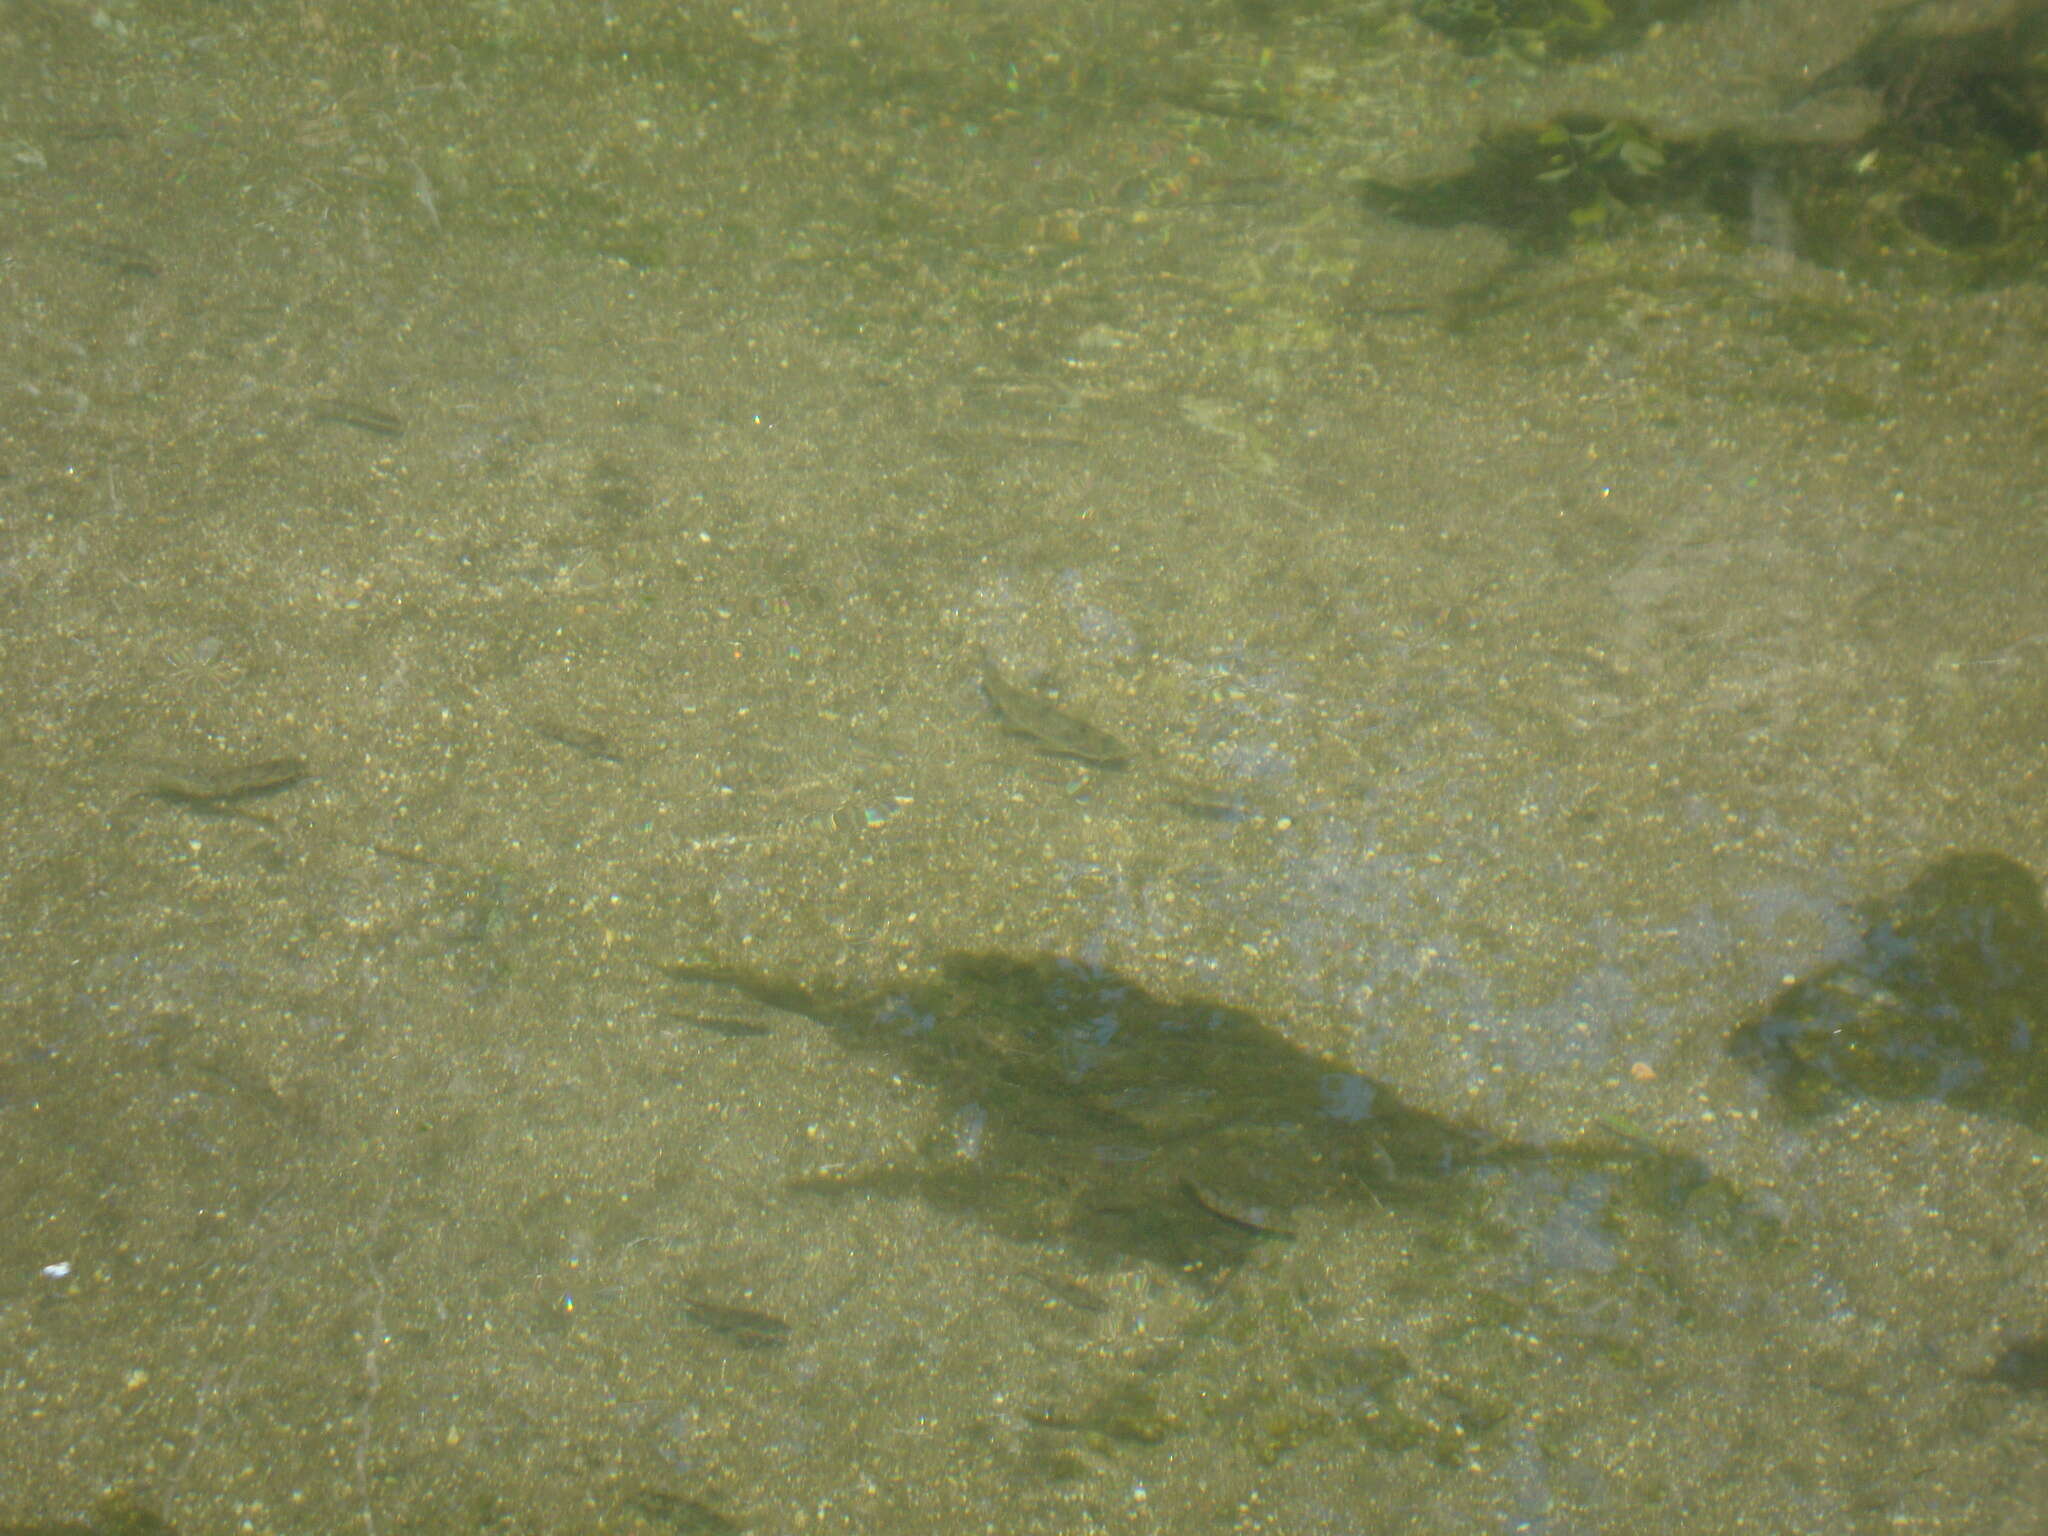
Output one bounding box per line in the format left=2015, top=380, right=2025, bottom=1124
left=678, top=1294, right=791, bottom=1350
left=623, top=1489, right=746, bottom=1535
left=188, top=1056, right=320, bottom=1134
left=50, top=122, right=132, bottom=144
left=668, top=1012, right=772, bottom=1040
left=148, top=756, right=307, bottom=807
left=655, top=963, right=830, bottom=1024
left=1025, top=1381, right=1178, bottom=1444
left=1023, top=1269, right=1109, bottom=1315
left=1154, top=777, right=1291, bottom=827
left=1180, top=1179, right=1295, bottom=1239
left=532, top=717, right=624, bottom=763
left=308, top=400, right=405, bottom=438
left=979, top=660, right=1130, bottom=766
left=1159, top=789, right=1258, bottom=824
left=64, top=237, right=158, bottom=279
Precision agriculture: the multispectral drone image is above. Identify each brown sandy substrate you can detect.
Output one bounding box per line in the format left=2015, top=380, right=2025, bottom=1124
left=2, top=2, right=2043, bottom=1532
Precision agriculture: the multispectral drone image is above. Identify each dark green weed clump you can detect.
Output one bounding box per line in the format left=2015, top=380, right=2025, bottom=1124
left=1411, top=0, right=1713, bottom=60
left=1728, top=852, right=2048, bottom=1127
left=1365, top=1, right=2048, bottom=287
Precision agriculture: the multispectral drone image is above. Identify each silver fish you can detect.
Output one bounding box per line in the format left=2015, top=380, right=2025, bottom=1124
left=979, top=661, right=1130, bottom=766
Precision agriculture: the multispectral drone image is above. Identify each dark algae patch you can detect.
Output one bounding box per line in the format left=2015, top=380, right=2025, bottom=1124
left=666, top=950, right=1782, bottom=1472
left=1365, top=0, right=2048, bottom=287
left=1728, top=852, right=2048, bottom=1127
left=1362, top=113, right=1751, bottom=252
left=1729, top=851, right=2048, bottom=1401
left=1788, top=0, right=2048, bottom=286
left=1411, top=0, right=1715, bottom=60
left=1971, top=1335, right=2048, bottom=1391
left=670, top=952, right=1760, bottom=1281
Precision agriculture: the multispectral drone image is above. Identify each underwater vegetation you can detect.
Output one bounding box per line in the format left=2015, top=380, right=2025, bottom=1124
left=653, top=947, right=1796, bottom=1473
left=1362, top=0, right=2048, bottom=285
left=1727, top=852, right=2048, bottom=1127
left=1791, top=0, right=2048, bottom=283
left=670, top=952, right=1762, bottom=1281
left=1410, top=0, right=1715, bottom=60
left=1360, top=111, right=1754, bottom=249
